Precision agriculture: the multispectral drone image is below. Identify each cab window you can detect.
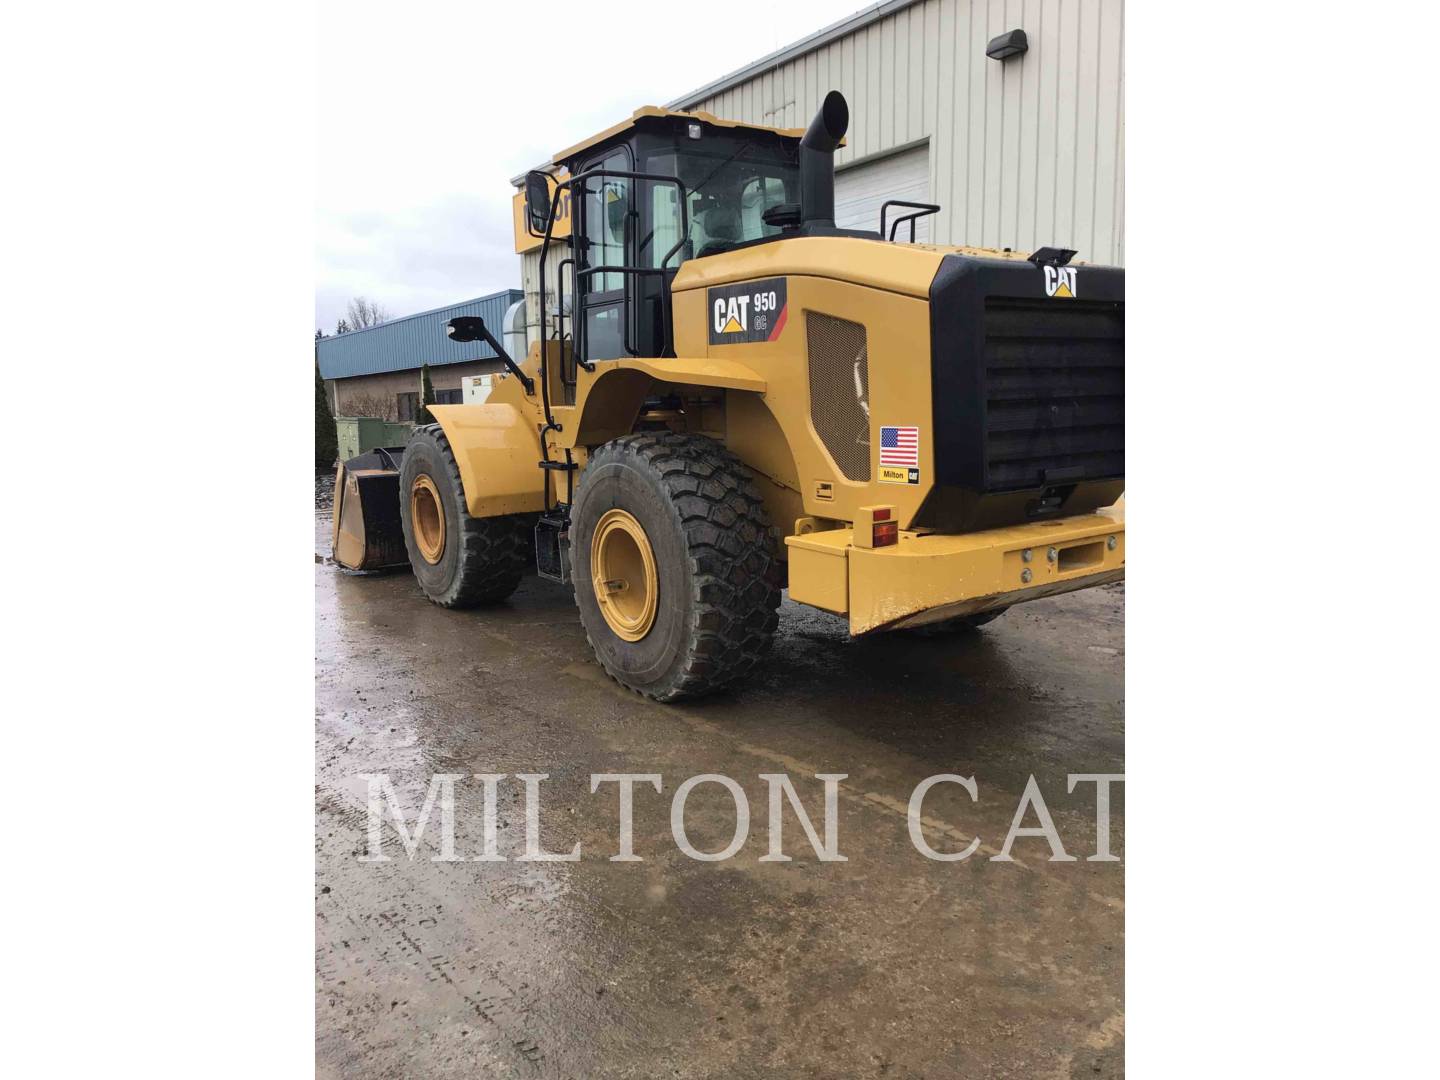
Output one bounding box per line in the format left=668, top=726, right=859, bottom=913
left=643, top=141, right=798, bottom=267
left=581, top=148, right=630, bottom=359
left=584, top=150, right=629, bottom=294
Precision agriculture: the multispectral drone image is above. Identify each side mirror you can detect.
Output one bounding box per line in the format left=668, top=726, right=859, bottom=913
left=446, top=316, right=485, bottom=343
left=525, top=171, right=553, bottom=235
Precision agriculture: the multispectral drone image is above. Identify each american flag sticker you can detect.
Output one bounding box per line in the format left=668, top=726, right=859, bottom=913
left=878, top=425, right=920, bottom=484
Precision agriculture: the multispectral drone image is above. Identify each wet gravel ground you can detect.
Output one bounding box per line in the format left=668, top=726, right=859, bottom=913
left=315, top=513, right=1125, bottom=1078
left=315, top=468, right=336, bottom=513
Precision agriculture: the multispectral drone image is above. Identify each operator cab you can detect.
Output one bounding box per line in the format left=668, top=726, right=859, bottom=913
left=524, top=101, right=868, bottom=375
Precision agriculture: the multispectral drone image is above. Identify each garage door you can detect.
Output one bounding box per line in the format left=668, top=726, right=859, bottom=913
left=834, top=143, right=931, bottom=243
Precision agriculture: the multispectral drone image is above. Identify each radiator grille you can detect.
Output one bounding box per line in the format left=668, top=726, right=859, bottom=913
left=983, top=298, right=1124, bottom=491
left=806, top=312, right=871, bottom=481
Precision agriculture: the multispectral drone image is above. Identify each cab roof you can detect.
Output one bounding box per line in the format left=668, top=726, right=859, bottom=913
left=550, top=106, right=812, bottom=166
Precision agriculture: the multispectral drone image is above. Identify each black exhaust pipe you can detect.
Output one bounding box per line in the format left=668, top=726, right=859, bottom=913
left=799, top=91, right=849, bottom=229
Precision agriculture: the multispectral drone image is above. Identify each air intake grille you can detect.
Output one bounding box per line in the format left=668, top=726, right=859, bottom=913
left=806, top=312, right=871, bottom=481
left=983, top=298, right=1124, bottom=491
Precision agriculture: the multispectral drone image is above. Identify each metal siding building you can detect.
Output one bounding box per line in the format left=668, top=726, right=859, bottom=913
left=317, top=290, right=523, bottom=380
left=671, top=0, right=1124, bottom=264
left=515, top=0, right=1122, bottom=350
left=318, top=290, right=523, bottom=420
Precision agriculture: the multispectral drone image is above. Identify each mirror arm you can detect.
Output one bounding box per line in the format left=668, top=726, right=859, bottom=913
left=445, top=317, right=534, bottom=396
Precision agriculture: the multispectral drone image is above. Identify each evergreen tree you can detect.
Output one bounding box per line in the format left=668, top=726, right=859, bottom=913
left=315, top=360, right=338, bottom=467
left=415, top=364, right=437, bottom=426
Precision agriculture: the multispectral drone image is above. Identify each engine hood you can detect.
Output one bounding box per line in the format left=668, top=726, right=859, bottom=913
left=670, top=235, right=1053, bottom=301
left=671, top=236, right=945, bottom=300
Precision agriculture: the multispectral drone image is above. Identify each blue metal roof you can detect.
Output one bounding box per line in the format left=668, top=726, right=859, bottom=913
left=317, top=290, right=523, bottom=380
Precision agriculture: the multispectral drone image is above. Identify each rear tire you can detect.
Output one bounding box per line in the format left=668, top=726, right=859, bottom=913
left=570, top=432, right=781, bottom=702
left=399, top=424, right=528, bottom=608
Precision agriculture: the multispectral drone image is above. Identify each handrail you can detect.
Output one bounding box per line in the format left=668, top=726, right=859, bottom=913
left=537, top=167, right=689, bottom=393
left=532, top=165, right=691, bottom=514
left=879, top=199, right=940, bottom=243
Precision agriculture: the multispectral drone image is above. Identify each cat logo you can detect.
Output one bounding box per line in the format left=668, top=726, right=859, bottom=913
left=1044, top=265, right=1077, bottom=298
left=716, top=299, right=746, bottom=334
left=707, top=277, right=789, bottom=344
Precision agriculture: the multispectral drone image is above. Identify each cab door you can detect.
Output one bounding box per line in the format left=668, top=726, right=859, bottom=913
left=577, top=147, right=632, bottom=364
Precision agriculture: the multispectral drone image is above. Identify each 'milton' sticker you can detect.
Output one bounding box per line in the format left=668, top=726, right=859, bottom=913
left=707, top=277, right=788, bottom=344
left=1043, top=265, right=1077, bottom=298
left=878, top=425, right=920, bottom=485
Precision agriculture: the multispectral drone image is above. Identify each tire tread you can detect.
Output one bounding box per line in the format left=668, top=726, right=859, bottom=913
left=405, top=424, right=528, bottom=608
left=576, top=432, right=781, bottom=701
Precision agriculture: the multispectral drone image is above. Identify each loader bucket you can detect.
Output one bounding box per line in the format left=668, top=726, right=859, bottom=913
left=331, top=447, right=409, bottom=571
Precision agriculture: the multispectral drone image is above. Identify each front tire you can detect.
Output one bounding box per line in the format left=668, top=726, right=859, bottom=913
left=570, top=433, right=781, bottom=702
left=399, top=424, right=528, bottom=608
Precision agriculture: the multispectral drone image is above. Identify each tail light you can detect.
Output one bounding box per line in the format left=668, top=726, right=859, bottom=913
left=856, top=505, right=898, bottom=548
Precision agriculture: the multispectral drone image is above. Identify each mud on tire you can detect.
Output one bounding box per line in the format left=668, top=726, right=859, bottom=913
left=571, top=432, right=782, bottom=702
left=399, top=424, right=528, bottom=608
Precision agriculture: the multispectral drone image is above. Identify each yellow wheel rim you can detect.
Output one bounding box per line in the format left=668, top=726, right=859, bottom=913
left=410, top=474, right=446, bottom=565
left=591, top=509, right=659, bottom=641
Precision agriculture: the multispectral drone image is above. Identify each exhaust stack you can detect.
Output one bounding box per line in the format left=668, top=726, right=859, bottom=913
left=799, top=91, right=849, bottom=229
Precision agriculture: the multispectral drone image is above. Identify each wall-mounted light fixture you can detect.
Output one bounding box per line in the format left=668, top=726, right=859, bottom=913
left=986, top=28, right=1028, bottom=61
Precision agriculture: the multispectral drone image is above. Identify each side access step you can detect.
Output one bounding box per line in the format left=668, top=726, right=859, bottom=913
left=534, top=512, right=572, bottom=584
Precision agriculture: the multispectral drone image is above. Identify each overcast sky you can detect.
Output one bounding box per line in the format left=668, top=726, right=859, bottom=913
left=316, top=0, right=868, bottom=332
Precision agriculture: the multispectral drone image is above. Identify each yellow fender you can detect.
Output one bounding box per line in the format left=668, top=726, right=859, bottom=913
left=428, top=403, right=545, bottom=519
left=565, top=357, right=767, bottom=447
left=427, top=360, right=767, bottom=520
left=606, top=357, right=767, bottom=392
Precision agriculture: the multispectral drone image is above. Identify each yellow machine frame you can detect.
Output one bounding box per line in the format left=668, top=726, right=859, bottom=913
left=320, top=91, right=1127, bottom=657
left=424, top=231, right=1123, bottom=635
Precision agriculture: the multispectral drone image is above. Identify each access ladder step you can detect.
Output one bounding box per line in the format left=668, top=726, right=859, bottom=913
left=534, top=513, right=571, bottom=584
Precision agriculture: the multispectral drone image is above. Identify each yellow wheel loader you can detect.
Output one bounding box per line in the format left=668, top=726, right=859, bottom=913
left=332, top=92, right=1124, bottom=702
